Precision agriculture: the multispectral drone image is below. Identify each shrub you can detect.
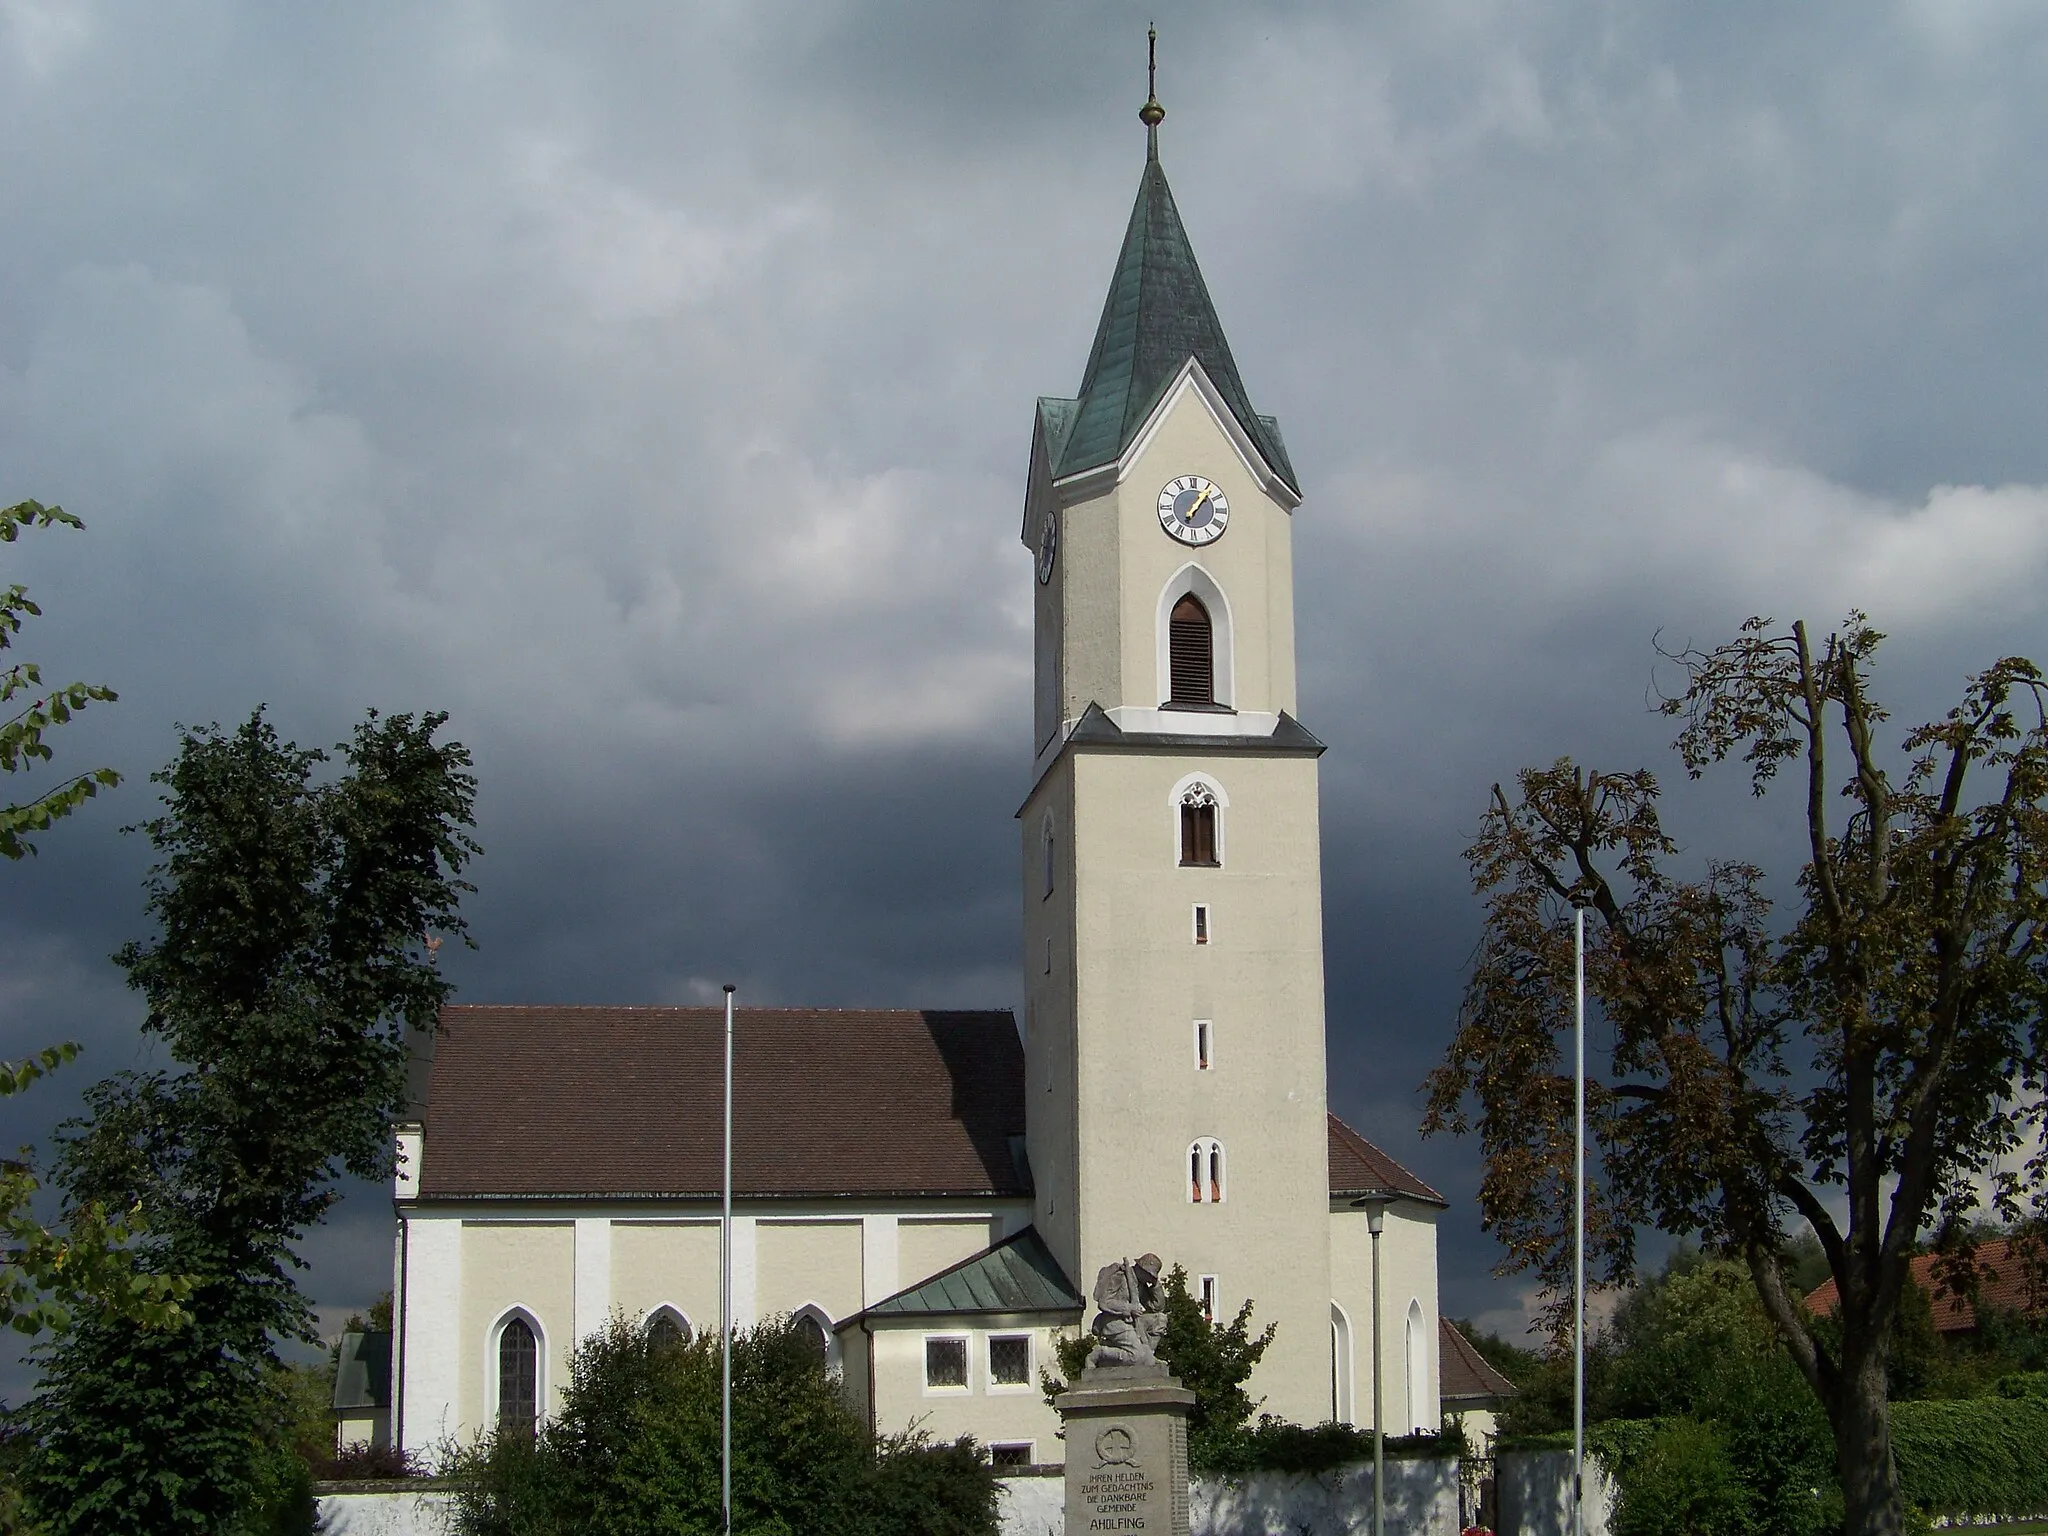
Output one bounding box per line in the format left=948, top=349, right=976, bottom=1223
left=449, top=1314, right=998, bottom=1536
left=1613, top=1418, right=1749, bottom=1536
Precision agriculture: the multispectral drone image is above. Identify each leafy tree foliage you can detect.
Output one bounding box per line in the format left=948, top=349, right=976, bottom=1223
left=0, top=500, right=185, bottom=1346
left=0, top=500, right=118, bottom=858
left=17, top=708, right=478, bottom=1535
left=450, top=1314, right=999, bottom=1536
left=1426, top=615, right=2048, bottom=1535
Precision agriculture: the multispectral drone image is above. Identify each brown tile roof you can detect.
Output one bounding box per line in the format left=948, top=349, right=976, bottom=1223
left=1439, top=1319, right=1518, bottom=1405
left=417, top=1006, right=1449, bottom=1208
left=1803, top=1238, right=2045, bottom=1334
left=418, top=1007, right=1029, bottom=1199
left=1328, top=1112, right=1448, bottom=1206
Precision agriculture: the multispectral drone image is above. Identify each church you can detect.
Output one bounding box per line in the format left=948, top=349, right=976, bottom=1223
left=379, top=78, right=1450, bottom=1473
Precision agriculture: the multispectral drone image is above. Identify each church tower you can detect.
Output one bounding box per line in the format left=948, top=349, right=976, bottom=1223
left=1020, top=55, right=1334, bottom=1426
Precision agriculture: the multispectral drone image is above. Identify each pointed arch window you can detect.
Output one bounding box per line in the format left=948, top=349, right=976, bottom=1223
left=647, top=1308, right=691, bottom=1351
left=1168, top=594, right=1214, bottom=705
left=1188, top=1138, right=1225, bottom=1203
left=497, top=1316, right=539, bottom=1437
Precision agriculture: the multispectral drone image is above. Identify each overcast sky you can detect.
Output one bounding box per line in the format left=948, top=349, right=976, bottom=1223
left=5, top=0, right=2048, bottom=1386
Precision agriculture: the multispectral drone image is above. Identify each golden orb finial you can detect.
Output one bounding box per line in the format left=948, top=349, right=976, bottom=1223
left=1140, top=25, right=1165, bottom=154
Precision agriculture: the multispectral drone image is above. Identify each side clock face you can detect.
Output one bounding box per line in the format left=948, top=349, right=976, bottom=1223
left=1157, top=475, right=1229, bottom=546
left=1037, top=511, right=1057, bottom=584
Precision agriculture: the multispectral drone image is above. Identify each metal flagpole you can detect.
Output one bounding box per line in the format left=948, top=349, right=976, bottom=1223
left=1573, top=905, right=1587, bottom=1536
left=722, top=983, right=736, bottom=1536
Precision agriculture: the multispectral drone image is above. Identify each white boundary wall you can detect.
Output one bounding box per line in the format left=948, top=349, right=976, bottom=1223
left=1495, top=1447, right=1618, bottom=1536
left=321, top=1458, right=1462, bottom=1535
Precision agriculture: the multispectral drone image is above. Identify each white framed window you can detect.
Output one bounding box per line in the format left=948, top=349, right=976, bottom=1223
left=792, top=1303, right=840, bottom=1376
left=991, top=1442, right=1034, bottom=1470
left=1199, top=1274, right=1219, bottom=1324
left=490, top=1308, right=545, bottom=1438
left=1405, top=1298, right=1429, bottom=1432
left=987, top=1333, right=1032, bottom=1390
left=924, top=1334, right=970, bottom=1392
left=1192, top=904, right=1210, bottom=946
left=1193, top=1018, right=1214, bottom=1070
left=1188, top=1138, right=1226, bottom=1203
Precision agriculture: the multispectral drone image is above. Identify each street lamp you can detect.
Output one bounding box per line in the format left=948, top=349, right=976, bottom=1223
left=1351, top=1187, right=1398, bottom=1536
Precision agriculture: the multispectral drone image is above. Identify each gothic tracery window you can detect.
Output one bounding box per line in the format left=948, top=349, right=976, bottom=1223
left=1179, top=782, right=1219, bottom=866
left=1188, top=1138, right=1225, bottom=1203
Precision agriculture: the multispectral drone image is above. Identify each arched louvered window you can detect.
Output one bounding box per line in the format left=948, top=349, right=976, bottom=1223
left=1179, top=782, right=1218, bottom=866
left=497, top=1317, right=539, bottom=1437
left=1168, top=594, right=1214, bottom=705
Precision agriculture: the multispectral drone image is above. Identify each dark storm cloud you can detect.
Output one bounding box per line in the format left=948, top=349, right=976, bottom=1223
left=4, top=0, right=2047, bottom=1373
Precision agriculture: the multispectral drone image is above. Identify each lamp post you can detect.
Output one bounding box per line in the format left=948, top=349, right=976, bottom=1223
left=1351, top=1188, right=1397, bottom=1536
left=721, top=983, right=735, bottom=1536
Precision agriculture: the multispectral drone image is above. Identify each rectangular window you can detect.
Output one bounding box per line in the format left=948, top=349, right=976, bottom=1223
left=1194, top=1018, right=1213, bottom=1070
left=1199, top=1275, right=1219, bottom=1325
left=988, top=1334, right=1031, bottom=1387
left=925, top=1336, right=968, bottom=1389
left=1180, top=803, right=1218, bottom=866
left=1193, top=905, right=1210, bottom=945
left=1044, top=935, right=1053, bottom=973
left=991, top=1442, right=1034, bottom=1470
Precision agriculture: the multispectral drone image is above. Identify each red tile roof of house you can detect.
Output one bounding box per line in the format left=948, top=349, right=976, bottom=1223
left=1802, top=1238, right=2044, bottom=1334
left=417, top=1005, right=1444, bottom=1207
left=1440, top=1319, right=1519, bottom=1405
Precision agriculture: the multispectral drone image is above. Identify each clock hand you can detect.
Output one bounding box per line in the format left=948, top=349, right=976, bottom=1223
left=1184, top=485, right=1214, bottom=522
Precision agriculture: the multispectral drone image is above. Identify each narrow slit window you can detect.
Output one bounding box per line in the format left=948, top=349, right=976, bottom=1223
left=1193, top=905, right=1209, bottom=945
left=1045, top=935, right=1054, bottom=973
left=1190, top=1144, right=1203, bottom=1202
left=1042, top=816, right=1056, bottom=898
left=1179, top=783, right=1219, bottom=866
left=1168, top=594, right=1214, bottom=705
left=1194, top=1019, right=1213, bottom=1070
left=1199, top=1275, right=1219, bottom=1324
left=1209, top=1144, right=1223, bottom=1203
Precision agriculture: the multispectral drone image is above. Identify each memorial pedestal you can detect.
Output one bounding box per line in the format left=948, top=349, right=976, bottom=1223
left=1055, top=1363, right=1194, bottom=1536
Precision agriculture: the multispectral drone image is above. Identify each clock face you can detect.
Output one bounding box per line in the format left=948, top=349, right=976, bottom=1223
left=1037, top=511, right=1057, bottom=584
left=1157, top=475, right=1230, bottom=546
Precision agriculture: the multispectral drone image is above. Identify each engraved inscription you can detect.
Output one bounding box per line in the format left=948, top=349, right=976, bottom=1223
left=1083, top=1425, right=1157, bottom=1530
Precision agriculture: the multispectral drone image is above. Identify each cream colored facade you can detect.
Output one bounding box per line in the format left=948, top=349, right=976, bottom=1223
left=395, top=1199, right=1041, bottom=1456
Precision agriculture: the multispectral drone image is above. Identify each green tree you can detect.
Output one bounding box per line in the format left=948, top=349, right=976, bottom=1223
left=451, top=1314, right=999, bottom=1536
left=1425, top=615, right=2048, bottom=1535
left=18, top=708, right=479, bottom=1535
left=0, top=498, right=185, bottom=1343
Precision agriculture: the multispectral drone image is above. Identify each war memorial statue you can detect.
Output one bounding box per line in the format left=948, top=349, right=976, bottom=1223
left=1059, top=1254, right=1194, bottom=1535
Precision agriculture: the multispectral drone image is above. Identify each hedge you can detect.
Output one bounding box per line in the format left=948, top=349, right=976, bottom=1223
left=1510, top=1400, right=2048, bottom=1523
left=1891, top=1397, right=2048, bottom=1519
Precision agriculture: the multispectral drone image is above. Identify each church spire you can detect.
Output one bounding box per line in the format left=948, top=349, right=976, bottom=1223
left=1042, top=37, right=1297, bottom=497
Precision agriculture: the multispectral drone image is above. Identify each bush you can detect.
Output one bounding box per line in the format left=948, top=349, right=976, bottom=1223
left=449, top=1314, right=998, bottom=1536
left=1891, top=1396, right=2048, bottom=1520
left=1613, top=1418, right=1749, bottom=1536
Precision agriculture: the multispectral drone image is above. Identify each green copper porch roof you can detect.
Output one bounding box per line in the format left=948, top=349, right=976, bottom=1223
left=1043, top=153, right=1297, bottom=495
left=861, top=1226, right=1083, bottom=1320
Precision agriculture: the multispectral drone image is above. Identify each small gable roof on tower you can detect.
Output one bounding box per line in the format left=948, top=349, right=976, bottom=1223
left=1040, top=150, right=1297, bottom=498
left=1328, top=1112, right=1447, bottom=1207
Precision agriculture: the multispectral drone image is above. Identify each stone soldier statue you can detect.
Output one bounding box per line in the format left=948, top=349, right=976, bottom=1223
left=1088, top=1252, right=1167, bottom=1368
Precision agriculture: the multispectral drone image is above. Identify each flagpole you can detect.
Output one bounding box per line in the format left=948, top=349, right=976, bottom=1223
left=722, top=982, right=735, bottom=1536
left=1573, top=905, right=1586, bottom=1536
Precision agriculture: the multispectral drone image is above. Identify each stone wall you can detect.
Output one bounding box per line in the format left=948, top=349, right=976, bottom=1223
left=319, top=1458, right=1464, bottom=1535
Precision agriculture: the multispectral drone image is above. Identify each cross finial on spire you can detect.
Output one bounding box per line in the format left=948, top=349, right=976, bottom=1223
left=1140, top=25, right=1165, bottom=159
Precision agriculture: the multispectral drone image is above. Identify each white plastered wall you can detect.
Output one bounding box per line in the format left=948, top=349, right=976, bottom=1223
left=459, top=1222, right=574, bottom=1433
left=866, top=1320, right=1072, bottom=1458
left=1329, top=1203, right=1441, bottom=1432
